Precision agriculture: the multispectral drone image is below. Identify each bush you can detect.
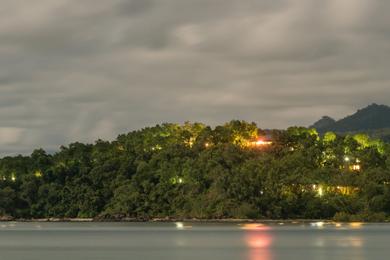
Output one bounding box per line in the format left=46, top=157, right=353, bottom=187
left=333, top=211, right=387, bottom=222
left=333, top=212, right=351, bottom=222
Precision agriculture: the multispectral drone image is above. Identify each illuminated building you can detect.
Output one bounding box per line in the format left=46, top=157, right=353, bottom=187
left=248, top=138, right=273, bottom=148
left=312, top=184, right=324, bottom=197
left=344, top=156, right=362, bottom=172
left=350, top=164, right=361, bottom=171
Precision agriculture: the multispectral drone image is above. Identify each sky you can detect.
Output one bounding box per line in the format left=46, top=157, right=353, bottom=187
left=0, top=0, right=390, bottom=155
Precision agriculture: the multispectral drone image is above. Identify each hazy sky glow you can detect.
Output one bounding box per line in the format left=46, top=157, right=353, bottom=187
left=1, top=0, right=390, bottom=155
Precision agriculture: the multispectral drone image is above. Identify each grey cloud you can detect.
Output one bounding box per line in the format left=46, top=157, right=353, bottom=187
left=0, top=0, right=389, bottom=155
left=115, top=0, right=155, bottom=16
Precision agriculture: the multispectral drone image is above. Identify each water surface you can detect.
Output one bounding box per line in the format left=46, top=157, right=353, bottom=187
left=0, top=222, right=389, bottom=260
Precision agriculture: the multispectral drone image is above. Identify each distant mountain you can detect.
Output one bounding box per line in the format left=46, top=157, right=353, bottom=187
left=311, top=116, right=336, bottom=130
left=310, top=104, right=390, bottom=141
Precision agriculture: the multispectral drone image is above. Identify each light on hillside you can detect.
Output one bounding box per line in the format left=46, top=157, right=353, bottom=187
left=34, top=170, right=43, bottom=178
left=249, top=139, right=273, bottom=148
left=318, top=187, right=323, bottom=197
left=351, top=164, right=361, bottom=171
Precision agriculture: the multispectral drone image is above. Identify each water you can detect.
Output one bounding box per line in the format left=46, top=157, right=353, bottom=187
left=0, top=222, right=389, bottom=260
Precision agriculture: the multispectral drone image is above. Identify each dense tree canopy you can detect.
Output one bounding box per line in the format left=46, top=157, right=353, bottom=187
left=0, top=121, right=389, bottom=221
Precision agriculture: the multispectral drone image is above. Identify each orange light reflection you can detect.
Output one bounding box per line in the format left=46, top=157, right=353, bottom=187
left=350, top=222, right=363, bottom=229
left=243, top=224, right=273, bottom=260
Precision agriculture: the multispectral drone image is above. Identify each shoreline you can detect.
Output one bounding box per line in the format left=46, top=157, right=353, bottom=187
left=0, top=217, right=385, bottom=223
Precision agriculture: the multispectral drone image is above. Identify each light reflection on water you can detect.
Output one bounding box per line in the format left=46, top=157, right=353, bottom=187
left=0, top=222, right=389, bottom=260
left=242, top=224, right=273, bottom=260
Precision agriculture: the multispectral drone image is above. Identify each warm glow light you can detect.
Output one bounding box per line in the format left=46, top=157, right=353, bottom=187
left=249, top=139, right=272, bottom=148
left=256, top=140, right=272, bottom=146
left=175, top=222, right=184, bottom=229
left=204, top=142, right=210, bottom=148
left=241, top=224, right=271, bottom=231
left=318, top=187, right=323, bottom=197
left=350, top=222, right=363, bottom=229
left=255, top=140, right=272, bottom=146
left=351, top=164, right=361, bottom=171
left=185, top=138, right=195, bottom=148
left=244, top=226, right=273, bottom=260
left=311, top=221, right=325, bottom=228
left=344, top=156, right=350, bottom=162
left=151, top=145, right=162, bottom=151
left=336, top=186, right=356, bottom=195
left=171, top=176, right=184, bottom=185
left=175, top=222, right=192, bottom=230
left=246, top=234, right=272, bottom=248
left=312, top=184, right=325, bottom=196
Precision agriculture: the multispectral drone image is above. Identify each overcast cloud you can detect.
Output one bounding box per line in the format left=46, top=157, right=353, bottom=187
left=0, top=0, right=389, bottom=155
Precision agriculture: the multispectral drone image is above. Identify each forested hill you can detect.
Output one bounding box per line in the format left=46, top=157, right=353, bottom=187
left=1, top=121, right=390, bottom=222
left=311, top=104, right=390, bottom=142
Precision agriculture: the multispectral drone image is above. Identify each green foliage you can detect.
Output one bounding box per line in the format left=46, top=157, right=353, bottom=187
left=323, top=132, right=337, bottom=143
left=0, top=121, right=389, bottom=221
left=334, top=212, right=387, bottom=222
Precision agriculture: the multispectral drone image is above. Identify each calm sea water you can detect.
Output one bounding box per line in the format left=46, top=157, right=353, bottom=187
left=0, top=222, right=389, bottom=260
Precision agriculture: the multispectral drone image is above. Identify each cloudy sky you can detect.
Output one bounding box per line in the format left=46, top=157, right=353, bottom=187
left=0, top=0, right=389, bottom=155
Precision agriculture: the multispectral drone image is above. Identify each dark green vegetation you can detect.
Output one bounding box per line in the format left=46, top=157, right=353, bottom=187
left=1, top=121, right=390, bottom=221
left=311, top=104, right=390, bottom=142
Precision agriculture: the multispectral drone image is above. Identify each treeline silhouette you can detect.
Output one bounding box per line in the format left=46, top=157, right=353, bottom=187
left=1, top=121, right=389, bottom=221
